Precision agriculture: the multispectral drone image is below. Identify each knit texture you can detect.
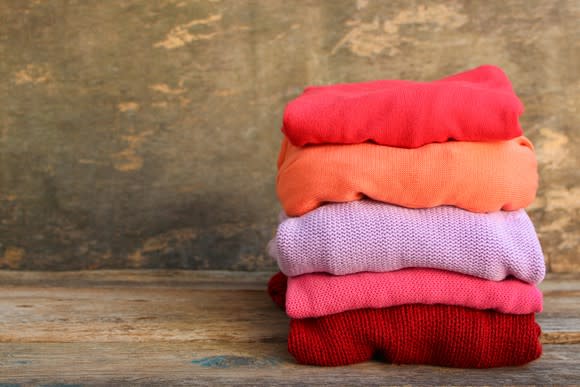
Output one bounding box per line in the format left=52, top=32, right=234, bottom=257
left=277, top=137, right=537, bottom=216
left=270, top=201, right=545, bottom=283
left=284, top=269, right=543, bottom=318
left=268, top=273, right=542, bottom=368
left=282, top=65, right=524, bottom=147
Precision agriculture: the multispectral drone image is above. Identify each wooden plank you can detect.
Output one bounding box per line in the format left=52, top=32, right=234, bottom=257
left=0, top=271, right=578, bottom=384
left=0, top=271, right=577, bottom=343
left=0, top=343, right=579, bottom=385
left=0, top=269, right=574, bottom=289
left=0, top=269, right=273, bottom=289
left=539, top=273, right=580, bottom=344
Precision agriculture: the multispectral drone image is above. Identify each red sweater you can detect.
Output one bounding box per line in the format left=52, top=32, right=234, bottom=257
left=282, top=65, right=524, bottom=147
left=268, top=273, right=542, bottom=368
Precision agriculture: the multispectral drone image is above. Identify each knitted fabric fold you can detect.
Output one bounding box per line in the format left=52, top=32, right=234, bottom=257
left=283, top=269, right=543, bottom=318
left=270, top=201, right=545, bottom=283
left=277, top=136, right=537, bottom=216
left=268, top=273, right=542, bottom=368
left=282, top=65, right=524, bottom=147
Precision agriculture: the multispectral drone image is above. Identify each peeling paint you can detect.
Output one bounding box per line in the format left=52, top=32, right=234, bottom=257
left=128, top=228, right=198, bottom=266
left=271, top=24, right=300, bottom=42
left=545, top=187, right=580, bottom=212
left=118, top=102, right=140, bottom=112
left=537, top=128, right=570, bottom=169
left=0, top=246, right=25, bottom=269
left=112, top=130, right=153, bottom=172
left=183, top=14, right=222, bottom=27
left=153, top=14, right=222, bottom=49
left=112, top=149, right=144, bottom=172
left=149, top=83, right=186, bottom=95
left=127, top=250, right=145, bottom=266
left=394, top=4, right=468, bottom=28
left=332, top=17, right=392, bottom=57
left=356, top=0, right=369, bottom=10
left=142, top=228, right=197, bottom=251
left=154, top=31, right=216, bottom=49
left=0, top=1, right=578, bottom=272
left=332, top=4, right=467, bottom=57
left=14, top=64, right=52, bottom=85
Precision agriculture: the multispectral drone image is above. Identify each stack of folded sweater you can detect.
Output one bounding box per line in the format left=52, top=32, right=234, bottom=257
left=266, top=65, right=545, bottom=368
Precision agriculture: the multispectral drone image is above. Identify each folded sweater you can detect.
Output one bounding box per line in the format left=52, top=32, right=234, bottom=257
left=270, top=201, right=545, bottom=283
left=268, top=273, right=542, bottom=368
left=283, top=269, right=543, bottom=318
left=277, top=136, right=538, bottom=216
left=282, top=65, right=524, bottom=147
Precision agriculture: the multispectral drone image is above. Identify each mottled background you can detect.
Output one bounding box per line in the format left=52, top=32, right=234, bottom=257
left=0, top=0, right=578, bottom=271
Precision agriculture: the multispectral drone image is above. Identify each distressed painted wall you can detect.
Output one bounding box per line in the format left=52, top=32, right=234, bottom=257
left=0, top=0, right=578, bottom=271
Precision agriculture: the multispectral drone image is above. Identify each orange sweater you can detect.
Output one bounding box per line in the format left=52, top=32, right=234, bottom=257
left=277, top=137, right=537, bottom=216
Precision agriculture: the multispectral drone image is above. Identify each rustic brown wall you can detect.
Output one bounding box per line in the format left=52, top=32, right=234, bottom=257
left=0, top=0, right=578, bottom=271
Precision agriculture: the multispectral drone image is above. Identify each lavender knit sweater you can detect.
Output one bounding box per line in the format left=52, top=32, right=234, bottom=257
left=268, top=200, right=545, bottom=284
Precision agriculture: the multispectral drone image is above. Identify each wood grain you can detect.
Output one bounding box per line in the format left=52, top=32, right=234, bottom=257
left=1, top=343, right=579, bottom=385
left=0, top=270, right=578, bottom=384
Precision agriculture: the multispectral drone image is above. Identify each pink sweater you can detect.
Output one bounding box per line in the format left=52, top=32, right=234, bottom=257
left=286, top=268, right=543, bottom=318
left=270, top=201, right=545, bottom=284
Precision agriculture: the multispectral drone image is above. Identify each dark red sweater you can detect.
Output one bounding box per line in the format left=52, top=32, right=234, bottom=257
left=282, top=65, right=524, bottom=148
left=268, top=272, right=542, bottom=368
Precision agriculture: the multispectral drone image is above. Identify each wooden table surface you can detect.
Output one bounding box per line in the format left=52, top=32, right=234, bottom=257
left=0, top=270, right=578, bottom=385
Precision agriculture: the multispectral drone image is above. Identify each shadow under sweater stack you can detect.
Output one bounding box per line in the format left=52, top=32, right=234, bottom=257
left=267, top=65, right=545, bottom=368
